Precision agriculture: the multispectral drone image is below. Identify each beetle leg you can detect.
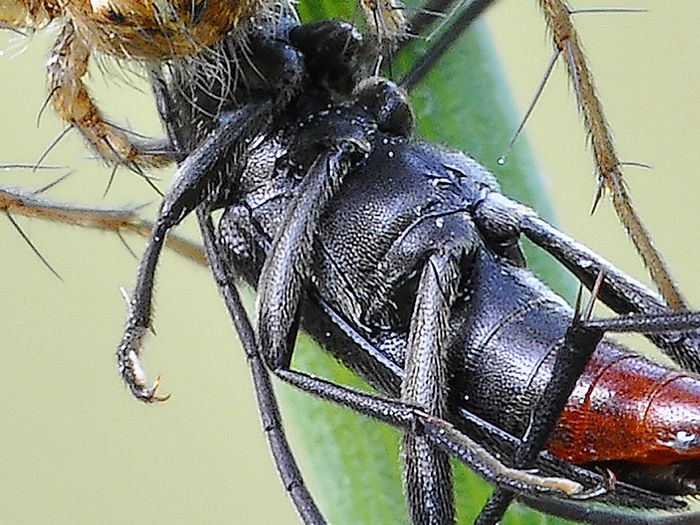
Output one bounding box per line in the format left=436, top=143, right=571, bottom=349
left=475, top=310, right=605, bottom=524
left=583, top=309, right=700, bottom=336
left=196, top=208, right=327, bottom=525
left=257, top=138, right=372, bottom=371
left=47, top=22, right=173, bottom=169
left=319, top=295, right=692, bottom=514
left=522, top=213, right=700, bottom=374
left=401, top=247, right=466, bottom=524
left=261, top=317, right=585, bottom=499
left=360, top=204, right=478, bottom=521
left=475, top=191, right=700, bottom=374
left=254, top=148, right=586, bottom=515
left=254, top=77, right=411, bottom=348
left=520, top=494, right=700, bottom=525
left=117, top=102, right=275, bottom=401
left=400, top=0, right=500, bottom=91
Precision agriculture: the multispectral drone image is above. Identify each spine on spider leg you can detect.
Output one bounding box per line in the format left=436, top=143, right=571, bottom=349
left=537, top=0, right=686, bottom=311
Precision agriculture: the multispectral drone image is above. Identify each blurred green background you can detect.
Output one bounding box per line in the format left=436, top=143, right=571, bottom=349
left=1, top=1, right=699, bottom=523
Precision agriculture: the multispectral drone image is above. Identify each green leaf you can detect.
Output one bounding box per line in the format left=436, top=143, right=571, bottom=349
left=280, top=2, right=576, bottom=524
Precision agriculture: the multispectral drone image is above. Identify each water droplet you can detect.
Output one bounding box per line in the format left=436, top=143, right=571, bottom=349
left=678, top=430, right=696, bottom=442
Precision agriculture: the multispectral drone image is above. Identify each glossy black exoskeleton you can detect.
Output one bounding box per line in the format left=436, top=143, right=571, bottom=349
left=114, top=6, right=700, bottom=525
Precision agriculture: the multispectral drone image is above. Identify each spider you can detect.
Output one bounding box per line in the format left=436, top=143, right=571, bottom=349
left=4, top=1, right=700, bottom=524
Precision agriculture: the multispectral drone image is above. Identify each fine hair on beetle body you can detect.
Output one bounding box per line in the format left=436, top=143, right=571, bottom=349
left=1, top=1, right=700, bottom=524
left=134, top=5, right=700, bottom=523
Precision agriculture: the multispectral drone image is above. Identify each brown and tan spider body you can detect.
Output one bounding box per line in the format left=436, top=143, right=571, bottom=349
left=1, top=0, right=263, bottom=167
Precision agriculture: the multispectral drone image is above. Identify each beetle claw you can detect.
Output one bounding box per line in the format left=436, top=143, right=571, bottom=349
left=149, top=375, right=171, bottom=403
